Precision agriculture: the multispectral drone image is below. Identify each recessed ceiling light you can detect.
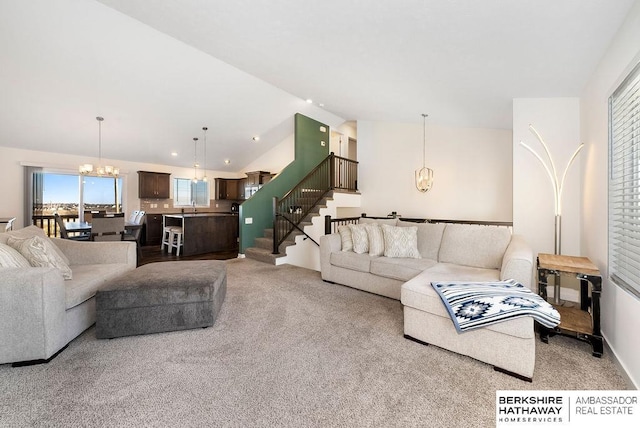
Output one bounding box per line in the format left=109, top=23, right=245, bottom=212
left=171, top=152, right=178, bottom=157
left=252, top=136, right=260, bottom=141
left=224, top=159, right=231, bottom=165
left=319, top=103, right=325, bottom=107
left=306, top=99, right=313, bottom=104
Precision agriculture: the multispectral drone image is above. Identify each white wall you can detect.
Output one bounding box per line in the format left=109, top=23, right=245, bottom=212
left=0, top=146, right=241, bottom=228
left=241, top=134, right=294, bottom=175
left=356, top=121, right=513, bottom=220
left=512, top=98, right=582, bottom=259
left=581, top=0, right=640, bottom=388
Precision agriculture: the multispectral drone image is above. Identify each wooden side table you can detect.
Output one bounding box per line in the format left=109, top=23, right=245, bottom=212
left=537, top=253, right=603, bottom=357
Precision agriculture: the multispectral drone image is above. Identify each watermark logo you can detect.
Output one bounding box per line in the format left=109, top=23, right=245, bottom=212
left=496, top=390, right=638, bottom=427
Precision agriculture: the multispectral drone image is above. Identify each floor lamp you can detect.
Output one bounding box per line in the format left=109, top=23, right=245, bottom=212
left=520, top=124, right=583, bottom=304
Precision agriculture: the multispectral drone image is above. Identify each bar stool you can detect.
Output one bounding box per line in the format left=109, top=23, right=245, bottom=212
left=161, top=226, right=177, bottom=252
left=169, top=227, right=184, bottom=256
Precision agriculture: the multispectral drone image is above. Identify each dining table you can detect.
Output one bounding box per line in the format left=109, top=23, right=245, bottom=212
left=65, top=221, right=142, bottom=241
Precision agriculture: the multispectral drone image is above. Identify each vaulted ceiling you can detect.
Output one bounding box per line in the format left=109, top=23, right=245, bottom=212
left=0, top=0, right=635, bottom=170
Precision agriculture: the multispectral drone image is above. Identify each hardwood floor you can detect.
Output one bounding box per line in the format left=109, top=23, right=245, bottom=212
left=138, top=245, right=238, bottom=266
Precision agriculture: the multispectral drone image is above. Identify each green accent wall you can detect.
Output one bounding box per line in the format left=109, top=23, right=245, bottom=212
left=239, top=113, right=330, bottom=253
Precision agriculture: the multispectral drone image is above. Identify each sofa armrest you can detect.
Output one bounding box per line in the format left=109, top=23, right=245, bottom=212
left=52, top=238, right=137, bottom=268
left=0, top=267, right=67, bottom=364
left=320, top=233, right=341, bottom=279
left=500, top=234, right=534, bottom=289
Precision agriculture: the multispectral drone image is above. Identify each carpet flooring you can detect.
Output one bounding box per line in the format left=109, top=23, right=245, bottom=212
left=0, top=258, right=630, bottom=427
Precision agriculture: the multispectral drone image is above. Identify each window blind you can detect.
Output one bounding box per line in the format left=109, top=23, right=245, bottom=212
left=609, top=60, right=640, bottom=300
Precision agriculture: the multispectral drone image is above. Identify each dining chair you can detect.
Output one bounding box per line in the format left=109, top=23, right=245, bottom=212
left=134, top=210, right=146, bottom=225
left=54, top=212, right=89, bottom=240
left=128, top=210, right=140, bottom=224
left=4, top=218, right=15, bottom=232
left=91, top=213, right=125, bottom=242
left=123, top=213, right=144, bottom=265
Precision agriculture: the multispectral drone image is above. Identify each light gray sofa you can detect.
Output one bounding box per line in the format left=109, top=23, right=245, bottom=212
left=319, top=219, right=536, bottom=380
left=0, top=226, right=136, bottom=365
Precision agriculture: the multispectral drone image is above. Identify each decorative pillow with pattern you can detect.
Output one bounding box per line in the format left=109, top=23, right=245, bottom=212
left=365, top=224, right=385, bottom=256
left=381, top=224, right=421, bottom=259
left=0, top=242, right=31, bottom=268
left=337, top=225, right=353, bottom=252
left=348, top=224, right=369, bottom=254
left=6, top=235, right=73, bottom=279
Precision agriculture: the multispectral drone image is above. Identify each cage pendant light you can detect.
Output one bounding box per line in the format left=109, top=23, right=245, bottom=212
left=192, top=137, right=199, bottom=183
left=415, top=113, right=434, bottom=192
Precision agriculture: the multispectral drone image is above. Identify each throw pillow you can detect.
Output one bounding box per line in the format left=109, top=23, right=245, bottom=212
left=0, top=225, right=70, bottom=266
left=381, top=224, right=421, bottom=259
left=348, top=224, right=369, bottom=254
left=0, top=242, right=31, bottom=268
left=337, top=225, right=353, bottom=252
left=365, top=224, right=385, bottom=256
left=7, top=235, right=73, bottom=279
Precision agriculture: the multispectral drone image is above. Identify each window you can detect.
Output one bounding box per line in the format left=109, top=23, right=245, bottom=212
left=30, top=170, right=122, bottom=236
left=174, top=178, right=210, bottom=207
left=609, top=60, right=640, bottom=300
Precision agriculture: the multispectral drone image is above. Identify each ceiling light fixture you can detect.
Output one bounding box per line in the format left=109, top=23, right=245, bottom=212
left=415, top=113, right=434, bottom=193
left=80, top=117, right=119, bottom=177
left=224, top=159, right=231, bottom=165
left=252, top=136, right=260, bottom=142
left=306, top=99, right=313, bottom=104
left=192, top=137, right=199, bottom=183
left=171, top=151, right=178, bottom=157
left=202, top=126, right=208, bottom=183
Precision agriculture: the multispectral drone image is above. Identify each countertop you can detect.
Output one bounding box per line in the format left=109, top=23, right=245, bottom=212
left=164, top=212, right=238, bottom=218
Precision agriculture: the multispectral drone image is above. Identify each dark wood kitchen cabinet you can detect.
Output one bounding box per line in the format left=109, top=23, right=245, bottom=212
left=142, top=213, right=164, bottom=246
left=138, top=171, right=171, bottom=199
left=215, top=178, right=240, bottom=200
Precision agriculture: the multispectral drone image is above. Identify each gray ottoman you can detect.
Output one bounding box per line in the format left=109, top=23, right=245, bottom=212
left=95, top=261, right=226, bottom=339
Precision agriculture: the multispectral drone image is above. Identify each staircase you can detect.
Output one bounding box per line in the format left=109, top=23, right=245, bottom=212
left=244, top=191, right=334, bottom=265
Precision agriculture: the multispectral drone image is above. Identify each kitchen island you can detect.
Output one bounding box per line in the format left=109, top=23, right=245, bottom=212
left=163, top=213, right=238, bottom=256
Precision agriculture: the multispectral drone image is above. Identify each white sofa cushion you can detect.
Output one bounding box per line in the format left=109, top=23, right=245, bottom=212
left=366, top=224, right=385, bottom=256
left=337, top=225, right=353, bottom=252
left=348, top=224, right=369, bottom=254
left=359, top=217, right=398, bottom=226
left=0, top=243, right=31, bottom=268
left=381, top=224, right=420, bottom=258
left=401, top=267, right=532, bottom=339
left=371, top=257, right=437, bottom=282
left=438, top=224, right=511, bottom=269
left=7, top=235, right=73, bottom=280
left=330, top=251, right=375, bottom=273
left=65, top=263, right=134, bottom=309
left=0, top=225, right=70, bottom=265
left=397, top=221, right=445, bottom=260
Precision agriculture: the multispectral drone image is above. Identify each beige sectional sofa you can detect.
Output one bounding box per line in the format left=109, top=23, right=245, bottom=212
left=319, top=218, right=536, bottom=380
left=0, top=226, right=136, bottom=365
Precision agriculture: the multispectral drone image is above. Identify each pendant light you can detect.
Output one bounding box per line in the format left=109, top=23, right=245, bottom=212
left=192, top=137, right=199, bottom=183
left=415, top=113, right=434, bottom=192
left=202, top=127, right=208, bottom=182
left=79, top=117, right=119, bottom=176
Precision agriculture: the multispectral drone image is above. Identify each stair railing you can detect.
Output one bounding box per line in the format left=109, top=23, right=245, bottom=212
left=272, top=153, right=358, bottom=254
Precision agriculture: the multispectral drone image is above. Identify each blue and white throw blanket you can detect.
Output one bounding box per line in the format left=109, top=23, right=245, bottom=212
left=431, top=279, right=560, bottom=333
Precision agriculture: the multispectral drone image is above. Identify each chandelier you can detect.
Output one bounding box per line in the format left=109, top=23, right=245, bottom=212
left=79, top=117, right=119, bottom=176
left=415, top=113, right=434, bottom=192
